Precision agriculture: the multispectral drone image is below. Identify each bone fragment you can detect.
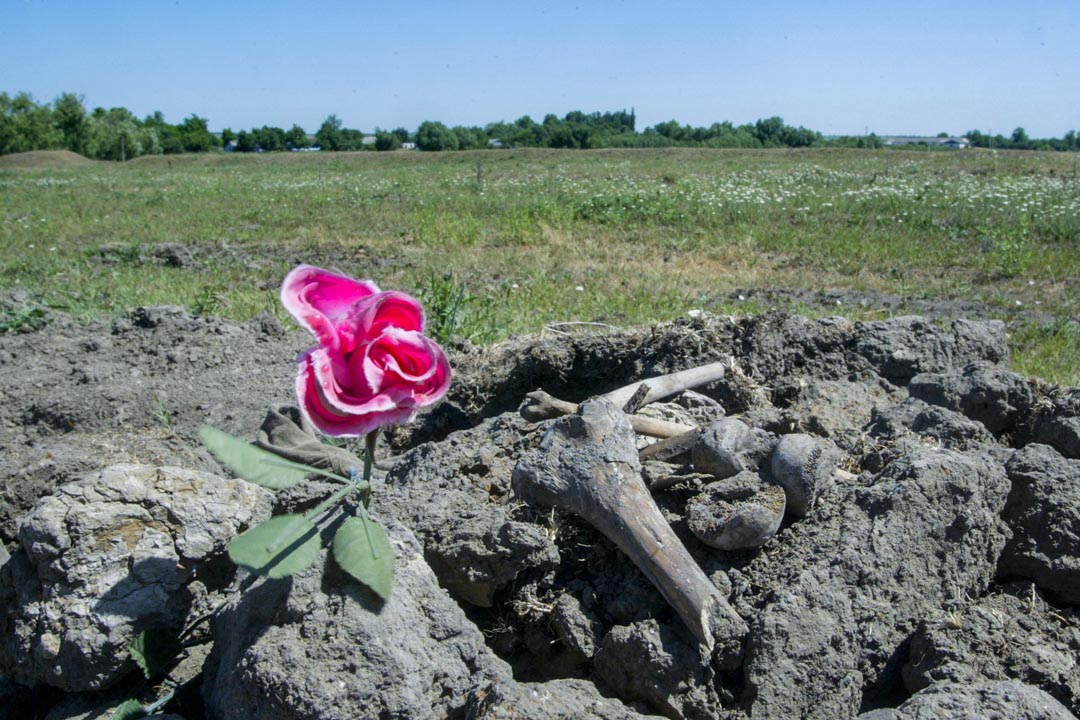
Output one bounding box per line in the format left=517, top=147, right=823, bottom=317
left=638, top=427, right=701, bottom=463
left=600, top=361, right=728, bottom=410
left=691, top=418, right=761, bottom=479
left=512, top=399, right=747, bottom=663
left=521, top=390, right=695, bottom=438
left=769, top=433, right=842, bottom=517
left=687, top=478, right=786, bottom=551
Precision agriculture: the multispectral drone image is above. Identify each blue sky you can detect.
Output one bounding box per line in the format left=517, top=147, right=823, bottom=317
left=2, top=0, right=1077, bottom=137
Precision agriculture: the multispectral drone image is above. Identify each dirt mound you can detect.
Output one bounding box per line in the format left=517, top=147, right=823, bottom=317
left=0, top=150, right=94, bottom=169
left=0, top=303, right=1078, bottom=719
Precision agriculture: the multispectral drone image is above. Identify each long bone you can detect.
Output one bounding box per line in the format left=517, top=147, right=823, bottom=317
left=521, top=389, right=696, bottom=438
left=520, top=360, right=728, bottom=439
left=512, top=399, right=747, bottom=664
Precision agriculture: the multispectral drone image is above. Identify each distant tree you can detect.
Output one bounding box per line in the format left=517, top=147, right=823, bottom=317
left=337, top=128, right=365, bottom=151
left=1011, top=127, right=1029, bottom=147
left=373, top=129, right=396, bottom=151
left=652, top=119, right=684, bottom=141
left=252, top=126, right=287, bottom=151
left=936, top=131, right=950, bottom=138
left=145, top=111, right=183, bottom=154
left=0, top=92, right=62, bottom=153
left=753, top=116, right=786, bottom=147
left=391, top=127, right=411, bottom=145
left=221, top=128, right=236, bottom=146
left=452, top=125, right=485, bottom=150
left=53, top=93, right=89, bottom=155
left=964, top=129, right=988, bottom=147
left=285, top=124, right=308, bottom=149
left=416, top=121, right=458, bottom=151
left=87, top=107, right=149, bottom=160
left=315, top=114, right=343, bottom=150
left=178, top=114, right=213, bottom=152
left=235, top=130, right=255, bottom=152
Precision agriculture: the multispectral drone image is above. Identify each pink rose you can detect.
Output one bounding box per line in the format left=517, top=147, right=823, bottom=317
left=281, top=264, right=451, bottom=437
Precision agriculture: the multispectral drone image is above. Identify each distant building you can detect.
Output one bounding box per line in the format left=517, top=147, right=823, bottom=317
left=488, top=138, right=505, bottom=149
left=362, top=135, right=377, bottom=146
left=400, top=142, right=417, bottom=150
left=882, top=136, right=970, bottom=149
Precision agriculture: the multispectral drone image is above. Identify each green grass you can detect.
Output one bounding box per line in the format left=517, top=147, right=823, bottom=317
left=1, top=147, right=1077, bottom=384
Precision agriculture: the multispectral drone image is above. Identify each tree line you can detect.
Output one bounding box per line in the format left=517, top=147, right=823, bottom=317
left=0, top=92, right=217, bottom=160
left=2, top=91, right=1077, bottom=159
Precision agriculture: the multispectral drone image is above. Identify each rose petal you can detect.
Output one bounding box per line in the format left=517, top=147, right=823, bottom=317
left=281, top=265, right=380, bottom=348
left=296, top=350, right=415, bottom=437
left=340, top=290, right=425, bottom=346
left=361, top=328, right=451, bottom=405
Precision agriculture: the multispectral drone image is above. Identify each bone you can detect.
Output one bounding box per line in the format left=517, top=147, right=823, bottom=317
left=521, top=389, right=695, bottom=438
left=687, top=475, right=786, bottom=551
left=600, top=361, right=728, bottom=410
left=691, top=417, right=762, bottom=478
left=520, top=361, right=728, bottom=437
left=769, top=433, right=842, bottom=517
left=512, top=399, right=747, bottom=663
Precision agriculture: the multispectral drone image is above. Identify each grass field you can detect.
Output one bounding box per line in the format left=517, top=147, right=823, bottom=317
left=1, top=147, right=1077, bottom=384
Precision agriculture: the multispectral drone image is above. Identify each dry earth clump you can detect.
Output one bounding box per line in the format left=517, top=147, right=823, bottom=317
left=0, top=302, right=1077, bottom=719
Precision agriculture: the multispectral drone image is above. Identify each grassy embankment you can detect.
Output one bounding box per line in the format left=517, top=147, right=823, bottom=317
left=1, top=147, right=1077, bottom=384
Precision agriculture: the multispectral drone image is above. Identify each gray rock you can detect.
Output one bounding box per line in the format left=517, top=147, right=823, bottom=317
left=893, top=680, right=1075, bottom=719
left=1033, top=413, right=1080, bottom=459
left=908, top=362, right=1034, bottom=435
left=202, top=518, right=643, bottom=720
left=382, top=413, right=558, bottom=607
left=203, top=518, right=499, bottom=719
left=0, top=304, right=308, bottom=543
left=1, top=464, right=272, bottom=692
left=744, top=569, right=863, bottom=720
left=999, top=444, right=1080, bottom=604
left=902, top=582, right=1080, bottom=716
left=466, top=677, right=664, bottom=719
left=855, top=711, right=898, bottom=720
left=741, top=443, right=1011, bottom=714
left=768, top=433, right=840, bottom=517
left=594, top=619, right=726, bottom=720
left=868, top=397, right=995, bottom=451
left=687, top=480, right=785, bottom=550
left=772, top=378, right=901, bottom=439
left=853, top=317, right=1007, bottom=385
left=692, top=418, right=765, bottom=478
left=0, top=427, right=220, bottom=544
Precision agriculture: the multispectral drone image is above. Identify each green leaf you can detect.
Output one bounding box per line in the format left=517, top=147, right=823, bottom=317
left=333, top=516, right=395, bottom=601
left=109, top=699, right=147, bottom=720
left=199, top=425, right=310, bottom=490
left=227, top=514, right=321, bottom=578
left=128, top=628, right=182, bottom=679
